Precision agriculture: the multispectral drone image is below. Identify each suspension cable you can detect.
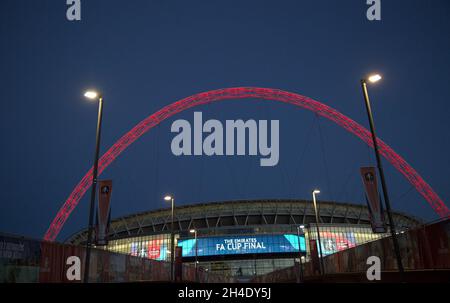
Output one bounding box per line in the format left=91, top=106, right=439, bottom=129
left=316, top=113, right=335, bottom=201
left=290, top=115, right=317, bottom=196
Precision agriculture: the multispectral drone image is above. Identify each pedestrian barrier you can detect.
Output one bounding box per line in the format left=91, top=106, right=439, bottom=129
left=251, top=218, right=450, bottom=282
left=0, top=234, right=231, bottom=283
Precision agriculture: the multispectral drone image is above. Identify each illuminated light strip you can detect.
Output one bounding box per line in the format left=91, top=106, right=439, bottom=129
left=44, top=87, right=450, bottom=242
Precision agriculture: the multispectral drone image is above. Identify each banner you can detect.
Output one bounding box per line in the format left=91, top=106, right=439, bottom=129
left=360, top=167, right=386, bottom=233
left=96, top=180, right=113, bottom=246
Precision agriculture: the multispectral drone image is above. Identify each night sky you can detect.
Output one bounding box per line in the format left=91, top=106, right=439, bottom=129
left=1, top=0, right=449, bottom=242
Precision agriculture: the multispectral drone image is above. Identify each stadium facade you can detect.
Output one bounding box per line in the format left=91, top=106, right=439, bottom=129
left=67, top=199, right=421, bottom=278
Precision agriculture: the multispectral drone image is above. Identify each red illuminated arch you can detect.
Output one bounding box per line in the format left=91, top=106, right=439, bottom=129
left=44, top=87, right=449, bottom=241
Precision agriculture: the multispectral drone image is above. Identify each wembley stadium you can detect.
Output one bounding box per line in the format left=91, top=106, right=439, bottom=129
left=66, top=199, right=421, bottom=278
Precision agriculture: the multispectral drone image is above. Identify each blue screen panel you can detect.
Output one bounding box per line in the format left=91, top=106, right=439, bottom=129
left=178, top=234, right=306, bottom=257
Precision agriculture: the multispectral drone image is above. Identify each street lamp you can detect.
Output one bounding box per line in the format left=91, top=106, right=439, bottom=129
left=312, top=189, right=325, bottom=276
left=83, top=90, right=104, bottom=283
left=190, top=229, right=198, bottom=282
left=360, top=74, right=404, bottom=274
left=296, top=225, right=304, bottom=283
left=164, top=195, right=175, bottom=282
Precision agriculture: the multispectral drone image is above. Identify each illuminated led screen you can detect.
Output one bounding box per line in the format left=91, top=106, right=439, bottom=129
left=130, top=238, right=170, bottom=261
left=316, top=231, right=357, bottom=256
left=177, top=234, right=306, bottom=257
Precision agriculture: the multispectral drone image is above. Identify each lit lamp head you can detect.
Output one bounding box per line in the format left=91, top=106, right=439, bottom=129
left=367, top=74, right=382, bottom=83
left=189, top=229, right=196, bottom=234
left=164, top=195, right=173, bottom=201
left=84, top=90, right=101, bottom=100
left=313, top=189, right=321, bottom=195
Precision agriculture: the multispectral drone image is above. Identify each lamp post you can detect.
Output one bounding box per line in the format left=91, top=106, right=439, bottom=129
left=360, top=74, right=404, bottom=274
left=190, top=229, right=198, bottom=282
left=83, top=90, right=103, bottom=283
left=312, top=189, right=325, bottom=276
left=164, top=195, right=175, bottom=281
left=296, top=225, right=305, bottom=282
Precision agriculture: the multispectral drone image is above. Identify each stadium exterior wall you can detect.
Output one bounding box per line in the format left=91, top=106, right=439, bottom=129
left=66, top=199, right=421, bottom=277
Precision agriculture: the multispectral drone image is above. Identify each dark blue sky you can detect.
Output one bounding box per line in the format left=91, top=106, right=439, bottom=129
left=1, top=0, right=449, bottom=241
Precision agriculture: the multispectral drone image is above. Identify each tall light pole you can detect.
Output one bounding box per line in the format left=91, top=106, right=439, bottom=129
left=164, top=195, right=175, bottom=281
left=83, top=90, right=104, bottom=283
left=360, top=74, right=404, bottom=274
left=296, top=225, right=305, bottom=282
left=190, top=229, right=198, bottom=282
left=312, top=189, right=325, bottom=276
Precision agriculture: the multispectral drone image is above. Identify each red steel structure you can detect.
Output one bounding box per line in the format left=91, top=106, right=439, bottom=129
left=44, top=87, right=450, bottom=242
